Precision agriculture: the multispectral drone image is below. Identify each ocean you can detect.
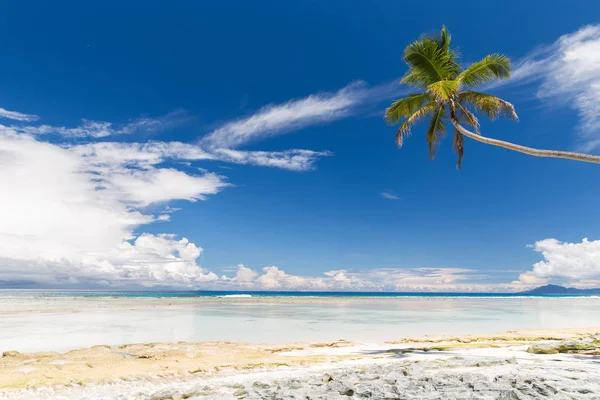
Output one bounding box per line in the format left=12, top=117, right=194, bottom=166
left=0, top=289, right=596, bottom=298
left=1, top=291, right=599, bottom=353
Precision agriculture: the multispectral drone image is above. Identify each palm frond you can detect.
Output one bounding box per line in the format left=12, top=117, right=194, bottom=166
left=396, top=102, right=437, bottom=147
left=426, top=105, right=447, bottom=159
left=426, top=79, right=460, bottom=101
left=456, top=102, right=480, bottom=134
left=400, top=70, right=431, bottom=89
left=458, top=54, right=511, bottom=87
left=438, top=25, right=451, bottom=53
left=402, top=39, right=460, bottom=86
left=458, top=91, right=518, bottom=121
left=385, top=93, right=430, bottom=124
left=452, top=127, right=465, bottom=169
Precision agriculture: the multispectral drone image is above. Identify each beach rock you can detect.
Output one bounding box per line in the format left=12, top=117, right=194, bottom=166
left=149, top=389, right=182, bottom=400
left=233, top=389, right=248, bottom=398
left=284, top=379, right=304, bottom=389
left=327, top=380, right=355, bottom=396
left=527, top=343, right=560, bottom=354
left=2, top=350, right=20, bottom=357
left=528, top=336, right=600, bottom=355
left=322, top=373, right=333, bottom=383
left=475, top=357, right=517, bottom=367
left=498, top=390, right=522, bottom=400
left=229, top=383, right=245, bottom=389
left=252, top=381, right=270, bottom=389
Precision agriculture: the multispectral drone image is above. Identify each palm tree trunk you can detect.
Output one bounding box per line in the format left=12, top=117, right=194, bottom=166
left=451, top=120, right=600, bottom=164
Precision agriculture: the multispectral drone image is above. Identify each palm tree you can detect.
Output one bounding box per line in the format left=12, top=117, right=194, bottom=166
left=385, top=27, right=600, bottom=168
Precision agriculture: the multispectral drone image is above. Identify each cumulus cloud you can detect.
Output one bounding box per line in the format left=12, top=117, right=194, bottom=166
left=219, top=266, right=528, bottom=293
left=500, top=24, right=600, bottom=151
left=255, top=266, right=331, bottom=290
left=0, top=107, right=39, bottom=122
left=0, top=128, right=225, bottom=287
left=517, top=238, right=600, bottom=285
left=230, top=264, right=259, bottom=286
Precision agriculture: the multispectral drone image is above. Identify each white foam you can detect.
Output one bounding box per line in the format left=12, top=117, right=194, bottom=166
left=216, top=294, right=252, bottom=298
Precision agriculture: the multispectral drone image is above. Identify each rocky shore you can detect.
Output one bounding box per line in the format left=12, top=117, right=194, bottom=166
left=8, top=349, right=600, bottom=399
left=2, top=330, right=600, bottom=399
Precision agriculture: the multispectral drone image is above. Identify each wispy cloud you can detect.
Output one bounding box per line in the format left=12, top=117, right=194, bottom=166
left=380, top=190, right=400, bottom=200
left=0, top=107, right=39, bottom=122
left=201, top=80, right=405, bottom=150
left=16, top=110, right=190, bottom=138
left=201, top=82, right=365, bottom=149
left=495, top=24, right=600, bottom=152
left=214, top=148, right=331, bottom=171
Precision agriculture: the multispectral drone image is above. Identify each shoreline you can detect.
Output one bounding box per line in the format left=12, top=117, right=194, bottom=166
left=1, top=327, right=599, bottom=392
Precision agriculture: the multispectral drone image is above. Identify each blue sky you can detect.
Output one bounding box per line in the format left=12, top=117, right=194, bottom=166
left=0, top=1, right=599, bottom=291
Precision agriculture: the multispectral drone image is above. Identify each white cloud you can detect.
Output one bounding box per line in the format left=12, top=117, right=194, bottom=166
left=70, top=140, right=329, bottom=172
left=0, top=128, right=225, bottom=287
left=71, top=140, right=216, bottom=167
left=380, top=190, right=400, bottom=200
left=0, top=107, right=39, bottom=122
left=214, top=148, right=331, bottom=171
left=201, top=82, right=365, bottom=150
left=255, top=266, right=329, bottom=290
left=231, top=264, right=259, bottom=286
left=518, top=238, right=600, bottom=283
left=16, top=110, right=190, bottom=138
left=502, top=24, right=600, bottom=151
left=201, top=80, right=405, bottom=150
left=220, top=266, right=529, bottom=293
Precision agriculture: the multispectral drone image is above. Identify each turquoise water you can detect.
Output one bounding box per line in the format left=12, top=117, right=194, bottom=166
left=0, top=290, right=594, bottom=298
left=1, top=292, right=600, bottom=352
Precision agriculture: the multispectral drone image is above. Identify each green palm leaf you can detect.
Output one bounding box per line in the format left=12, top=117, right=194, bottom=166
left=426, top=106, right=447, bottom=159
left=396, top=102, right=437, bottom=147
left=437, top=25, right=451, bottom=53
left=385, top=93, right=430, bottom=124
left=458, top=91, right=518, bottom=121
left=402, top=39, right=459, bottom=86
left=426, top=79, right=460, bottom=101
left=458, top=54, right=511, bottom=87
left=456, top=103, right=480, bottom=134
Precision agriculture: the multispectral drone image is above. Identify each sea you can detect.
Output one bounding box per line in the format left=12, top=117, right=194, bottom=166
left=1, top=290, right=599, bottom=353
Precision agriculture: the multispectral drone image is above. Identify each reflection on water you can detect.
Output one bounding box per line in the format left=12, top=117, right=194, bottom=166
left=1, top=296, right=599, bottom=352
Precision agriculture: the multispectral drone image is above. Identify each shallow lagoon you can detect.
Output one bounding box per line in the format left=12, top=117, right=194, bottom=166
left=1, top=294, right=599, bottom=352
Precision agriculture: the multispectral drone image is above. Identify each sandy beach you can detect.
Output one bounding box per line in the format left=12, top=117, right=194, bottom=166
left=2, top=295, right=600, bottom=399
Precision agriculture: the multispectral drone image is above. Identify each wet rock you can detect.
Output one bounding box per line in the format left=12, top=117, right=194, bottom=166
left=528, top=335, right=600, bottom=355
left=233, top=389, right=248, bottom=398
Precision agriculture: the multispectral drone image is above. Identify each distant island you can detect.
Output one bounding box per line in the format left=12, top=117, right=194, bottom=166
left=522, top=284, right=600, bottom=295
